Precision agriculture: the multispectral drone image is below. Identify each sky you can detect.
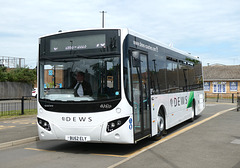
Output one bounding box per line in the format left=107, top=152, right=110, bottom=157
left=1, top=0, right=240, bottom=68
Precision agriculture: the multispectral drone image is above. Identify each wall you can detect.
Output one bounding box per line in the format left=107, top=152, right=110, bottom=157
left=0, top=82, right=32, bottom=99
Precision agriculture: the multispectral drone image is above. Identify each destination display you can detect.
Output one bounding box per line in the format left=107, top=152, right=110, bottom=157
left=50, top=34, right=106, bottom=52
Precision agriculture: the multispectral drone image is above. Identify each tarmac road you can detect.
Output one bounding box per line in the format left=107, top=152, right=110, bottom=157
left=0, top=116, right=38, bottom=144
left=0, top=103, right=239, bottom=168
left=113, top=104, right=240, bottom=168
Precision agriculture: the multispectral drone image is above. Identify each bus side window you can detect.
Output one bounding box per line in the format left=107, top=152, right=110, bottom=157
left=166, top=60, right=178, bottom=93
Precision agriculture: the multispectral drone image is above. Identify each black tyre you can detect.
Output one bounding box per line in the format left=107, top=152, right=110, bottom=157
left=153, top=109, right=165, bottom=140
left=190, top=100, right=196, bottom=122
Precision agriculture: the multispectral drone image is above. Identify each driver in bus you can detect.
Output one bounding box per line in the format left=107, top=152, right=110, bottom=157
left=73, top=71, right=93, bottom=97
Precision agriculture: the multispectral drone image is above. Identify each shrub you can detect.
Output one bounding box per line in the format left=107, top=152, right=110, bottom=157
left=0, top=66, right=8, bottom=82
left=0, top=66, right=36, bottom=86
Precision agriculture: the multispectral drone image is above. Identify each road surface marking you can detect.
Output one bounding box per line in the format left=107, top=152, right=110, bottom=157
left=3, top=120, right=36, bottom=125
left=107, top=107, right=236, bottom=168
left=91, top=153, right=128, bottom=158
left=25, top=148, right=56, bottom=152
left=0, top=125, right=16, bottom=130
left=231, top=139, right=240, bottom=145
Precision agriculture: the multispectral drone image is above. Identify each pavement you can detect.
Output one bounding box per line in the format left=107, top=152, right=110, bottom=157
left=0, top=115, right=38, bottom=149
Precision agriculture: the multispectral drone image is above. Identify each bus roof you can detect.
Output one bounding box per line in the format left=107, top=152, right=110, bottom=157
left=40, top=28, right=200, bottom=62
left=127, top=29, right=200, bottom=61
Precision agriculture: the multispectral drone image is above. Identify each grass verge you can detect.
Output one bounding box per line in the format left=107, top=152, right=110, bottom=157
left=0, top=109, right=37, bottom=119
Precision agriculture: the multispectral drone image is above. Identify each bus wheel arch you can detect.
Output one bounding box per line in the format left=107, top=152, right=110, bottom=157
left=153, top=105, right=166, bottom=140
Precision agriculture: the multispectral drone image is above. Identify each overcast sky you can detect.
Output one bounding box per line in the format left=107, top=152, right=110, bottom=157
left=1, top=0, right=240, bottom=68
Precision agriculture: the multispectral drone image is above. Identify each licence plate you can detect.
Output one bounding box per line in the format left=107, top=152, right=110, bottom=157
left=65, top=135, right=90, bottom=142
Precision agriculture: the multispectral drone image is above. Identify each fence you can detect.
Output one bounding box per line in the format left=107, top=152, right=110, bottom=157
left=0, top=96, right=37, bottom=117
left=205, top=93, right=239, bottom=103
left=1, top=93, right=238, bottom=116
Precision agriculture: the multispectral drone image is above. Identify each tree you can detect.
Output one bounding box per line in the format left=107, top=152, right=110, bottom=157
left=0, top=66, right=8, bottom=82
left=0, top=66, right=37, bottom=87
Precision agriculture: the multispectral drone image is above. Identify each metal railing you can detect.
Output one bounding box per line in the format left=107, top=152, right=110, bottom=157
left=237, top=92, right=240, bottom=111
left=1, top=93, right=239, bottom=116
left=205, top=93, right=238, bottom=103
left=0, top=96, right=37, bottom=116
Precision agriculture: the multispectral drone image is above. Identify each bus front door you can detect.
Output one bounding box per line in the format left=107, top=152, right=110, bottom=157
left=131, top=51, right=151, bottom=141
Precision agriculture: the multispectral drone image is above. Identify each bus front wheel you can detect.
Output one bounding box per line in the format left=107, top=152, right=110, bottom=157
left=153, top=109, right=165, bottom=140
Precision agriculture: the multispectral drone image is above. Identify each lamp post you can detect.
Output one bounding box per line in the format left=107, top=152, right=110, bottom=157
left=100, top=11, right=107, bottom=28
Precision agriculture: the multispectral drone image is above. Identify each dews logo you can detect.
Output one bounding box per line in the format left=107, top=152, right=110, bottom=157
left=170, top=91, right=194, bottom=108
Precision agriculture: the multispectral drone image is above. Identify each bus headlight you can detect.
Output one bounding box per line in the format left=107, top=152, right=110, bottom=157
left=106, top=116, right=129, bottom=133
left=37, top=117, right=51, bottom=131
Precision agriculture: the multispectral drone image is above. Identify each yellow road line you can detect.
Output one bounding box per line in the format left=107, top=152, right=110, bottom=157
left=3, top=120, right=36, bottom=125
left=0, top=125, right=16, bottom=130
left=25, top=148, right=55, bottom=152
left=108, top=107, right=236, bottom=168
left=91, top=153, right=128, bottom=158
left=125, top=107, right=236, bottom=158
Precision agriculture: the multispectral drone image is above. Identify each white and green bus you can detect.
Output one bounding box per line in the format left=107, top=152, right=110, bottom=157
left=37, top=28, right=205, bottom=144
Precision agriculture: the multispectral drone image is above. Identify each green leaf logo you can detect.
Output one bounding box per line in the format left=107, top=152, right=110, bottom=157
left=187, top=91, right=194, bottom=108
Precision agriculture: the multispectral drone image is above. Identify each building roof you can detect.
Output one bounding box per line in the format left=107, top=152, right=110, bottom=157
left=203, top=64, right=240, bottom=81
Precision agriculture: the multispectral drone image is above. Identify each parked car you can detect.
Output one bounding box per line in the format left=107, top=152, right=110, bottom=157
left=32, top=88, right=38, bottom=97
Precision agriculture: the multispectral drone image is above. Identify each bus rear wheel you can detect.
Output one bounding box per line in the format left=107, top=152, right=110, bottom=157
left=153, top=109, right=165, bottom=140
left=190, top=100, right=196, bottom=122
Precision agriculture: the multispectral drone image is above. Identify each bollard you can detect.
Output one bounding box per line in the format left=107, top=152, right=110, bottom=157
left=21, top=96, right=24, bottom=115
left=232, top=94, right=234, bottom=103
left=237, top=92, right=240, bottom=111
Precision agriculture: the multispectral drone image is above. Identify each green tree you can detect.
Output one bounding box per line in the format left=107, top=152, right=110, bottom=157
left=0, top=66, right=8, bottom=82
left=0, top=66, right=37, bottom=86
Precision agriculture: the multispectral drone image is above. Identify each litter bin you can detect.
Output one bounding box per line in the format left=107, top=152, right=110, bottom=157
left=237, top=92, right=240, bottom=111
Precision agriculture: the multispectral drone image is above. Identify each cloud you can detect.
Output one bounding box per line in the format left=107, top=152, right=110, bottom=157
left=1, top=0, right=240, bottom=66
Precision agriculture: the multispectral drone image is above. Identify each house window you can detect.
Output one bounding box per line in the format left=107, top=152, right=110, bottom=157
left=212, top=82, right=226, bottom=93
left=230, top=82, right=238, bottom=91
left=204, top=82, right=210, bottom=91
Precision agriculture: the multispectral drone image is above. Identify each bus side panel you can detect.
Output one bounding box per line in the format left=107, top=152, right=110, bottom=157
left=194, top=90, right=205, bottom=116
left=151, top=91, right=205, bottom=136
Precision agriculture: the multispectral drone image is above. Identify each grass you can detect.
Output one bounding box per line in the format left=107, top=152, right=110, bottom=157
left=0, top=109, right=37, bottom=119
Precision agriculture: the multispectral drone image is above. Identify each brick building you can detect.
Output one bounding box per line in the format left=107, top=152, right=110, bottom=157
left=203, top=64, right=240, bottom=94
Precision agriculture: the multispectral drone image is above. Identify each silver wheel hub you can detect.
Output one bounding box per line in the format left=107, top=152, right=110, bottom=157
left=157, top=115, right=164, bottom=132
